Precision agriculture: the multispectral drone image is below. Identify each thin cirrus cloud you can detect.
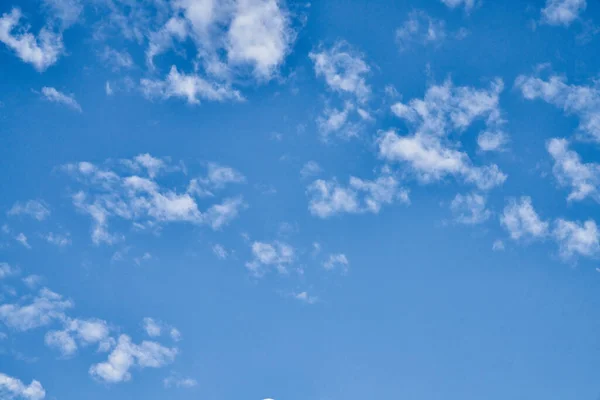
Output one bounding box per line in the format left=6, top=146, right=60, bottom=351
left=41, top=87, right=82, bottom=112
left=8, top=200, right=50, bottom=221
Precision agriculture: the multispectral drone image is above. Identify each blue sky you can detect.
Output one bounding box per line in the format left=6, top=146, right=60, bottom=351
left=1, top=0, right=600, bottom=399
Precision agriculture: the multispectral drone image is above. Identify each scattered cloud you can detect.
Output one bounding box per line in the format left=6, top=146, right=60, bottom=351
left=16, top=233, right=31, bottom=249
left=380, top=78, right=507, bottom=190
left=41, top=87, right=82, bottom=112
left=45, top=318, right=112, bottom=357
left=0, top=8, right=63, bottom=71
left=44, top=232, right=71, bottom=247
left=8, top=200, right=50, bottom=221
left=307, top=172, right=409, bottom=218
left=323, top=253, right=349, bottom=272
left=246, top=241, right=294, bottom=276
left=541, top=0, right=586, bottom=26
left=515, top=72, right=600, bottom=142
left=293, top=291, right=318, bottom=304
left=212, top=244, right=228, bottom=259
left=396, top=10, right=446, bottom=51
left=0, top=372, right=45, bottom=400
left=500, top=197, right=549, bottom=240
left=300, top=161, right=322, bottom=179
left=478, top=131, right=508, bottom=152
left=142, top=317, right=162, bottom=337
left=547, top=138, right=600, bottom=202
left=440, top=0, right=476, bottom=11
left=492, top=239, right=505, bottom=251
left=0, top=288, right=72, bottom=331
left=450, top=193, right=491, bottom=224
left=89, top=334, right=177, bottom=383
left=163, top=375, right=198, bottom=389
left=553, top=218, right=600, bottom=259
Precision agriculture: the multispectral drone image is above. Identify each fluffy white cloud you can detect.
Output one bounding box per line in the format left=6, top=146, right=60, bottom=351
left=0, top=8, right=63, bottom=71
left=7, top=200, right=50, bottom=221
left=323, top=253, right=349, bottom=271
left=45, top=318, right=112, bottom=357
left=500, top=197, right=549, bottom=240
left=515, top=73, right=600, bottom=142
left=310, top=41, right=373, bottom=139
left=0, top=288, right=72, bottom=331
left=450, top=193, right=491, bottom=224
left=307, top=173, right=409, bottom=218
left=440, top=0, right=476, bottom=10
left=547, top=138, right=600, bottom=202
left=65, top=156, right=246, bottom=243
left=89, top=334, right=177, bottom=383
left=0, top=373, right=45, bottom=400
left=541, top=0, right=586, bottom=26
left=142, top=317, right=162, bottom=337
left=246, top=241, right=294, bottom=275
left=141, top=66, right=243, bottom=105
left=381, top=79, right=507, bottom=190
left=396, top=10, right=446, bottom=51
left=553, top=218, right=600, bottom=259
left=310, top=41, right=370, bottom=102
left=226, top=0, right=293, bottom=79
left=477, top=131, right=508, bottom=152
left=41, top=87, right=82, bottom=112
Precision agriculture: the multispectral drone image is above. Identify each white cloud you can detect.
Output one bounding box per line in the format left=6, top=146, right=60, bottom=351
left=65, top=156, right=246, bottom=243
left=477, top=131, right=508, bottom=152
left=163, top=375, right=198, bottom=388
left=226, top=0, right=293, bottom=79
left=105, top=81, right=113, bottom=96
left=310, top=41, right=370, bottom=102
left=300, top=161, right=322, bottom=179
left=41, top=87, right=82, bottom=112
left=380, top=79, right=507, bottom=190
left=0, top=263, right=17, bottom=279
left=170, top=328, right=181, bottom=342
left=307, top=173, right=409, bottom=218
left=22, top=275, right=42, bottom=289
left=450, top=193, right=491, bottom=224
left=101, top=47, right=134, bottom=70
left=0, top=8, right=63, bottom=71
left=547, top=138, right=600, bottom=202
left=212, top=244, right=228, bottom=259
left=141, top=66, right=244, bottom=105
left=515, top=73, right=600, bottom=142
left=44, top=232, right=71, bottom=247
left=143, top=317, right=162, bottom=337
left=440, top=0, right=476, bottom=11
left=42, top=0, right=83, bottom=27
left=0, top=372, right=45, bottom=400
left=323, top=253, right=349, bottom=271
left=89, top=334, right=178, bottom=383
left=45, top=318, right=111, bottom=357
left=0, top=288, right=72, bottom=331
left=541, top=0, right=586, bottom=26
left=396, top=10, right=446, bottom=51
left=205, top=163, right=246, bottom=188
left=15, top=233, right=31, bottom=249
left=500, top=197, right=549, bottom=240
left=246, top=241, right=294, bottom=275
left=492, top=239, right=505, bottom=251
left=294, top=291, right=318, bottom=304
left=7, top=200, right=50, bottom=221
left=553, top=218, right=600, bottom=259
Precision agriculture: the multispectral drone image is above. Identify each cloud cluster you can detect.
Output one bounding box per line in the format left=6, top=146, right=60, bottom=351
left=63, top=155, right=246, bottom=244
left=516, top=73, right=600, bottom=142
left=380, top=79, right=507, bottom=189
left=246, top=241, right=294, bottom=275
left=0, top=373, right=45, bottom=400
left=307, top=172, right=409, bottom=218
left=310, top=41, right=373, bottom=140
